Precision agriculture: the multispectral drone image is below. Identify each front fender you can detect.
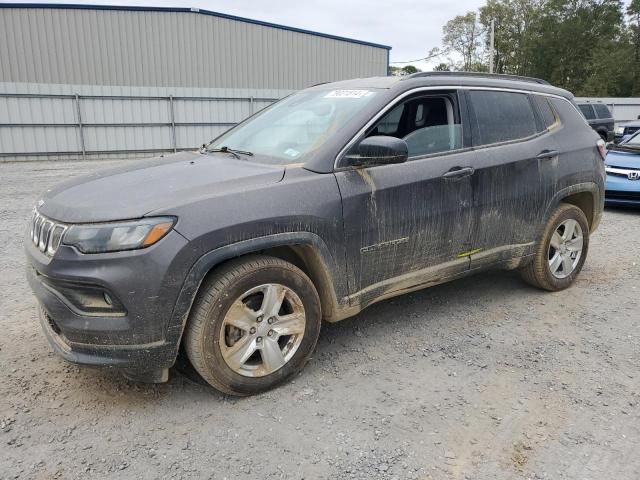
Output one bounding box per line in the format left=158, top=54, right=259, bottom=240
left=164, top=232, right=345, bottom=357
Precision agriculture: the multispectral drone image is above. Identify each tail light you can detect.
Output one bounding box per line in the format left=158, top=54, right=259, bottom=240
left=596, top=139, right=607, bottom=161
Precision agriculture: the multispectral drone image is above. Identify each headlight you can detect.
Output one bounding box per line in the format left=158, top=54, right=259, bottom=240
left=63, top=217, right=175, bottom=253
left=615, top=126, right=625, bottom=135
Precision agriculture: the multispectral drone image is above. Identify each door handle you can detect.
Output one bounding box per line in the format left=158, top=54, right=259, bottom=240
left=536, top=150, right=558, bottom=160
left=442, top=166, right=474, bottom=179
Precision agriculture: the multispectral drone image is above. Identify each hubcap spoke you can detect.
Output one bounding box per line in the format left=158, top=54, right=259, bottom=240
left=562, top=219, right=577, bottom=241
left=550, top=232, right=562, bottom=250
left=561, top=254, right=574, bottom=274
left=272, top=313, right=306, bottom=336
left=549, top=252, right=563, bottom=273
left=261, top=284, right=286, bottom=317
left=565, top=236, right=583, bottom=252
left=225, top=300, right=257, bottom=331
left=223, top=335, right=257, bottom=370
left=260, top=338, right=286, bottom=372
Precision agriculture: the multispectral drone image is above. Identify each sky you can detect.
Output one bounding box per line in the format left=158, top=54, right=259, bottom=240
left=4, top=0, right=486, bottom=70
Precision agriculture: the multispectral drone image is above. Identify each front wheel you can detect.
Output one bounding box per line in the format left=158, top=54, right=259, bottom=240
left=183, top=255, right=321, bottom=396
left=520, top=203, right=589, bottom=291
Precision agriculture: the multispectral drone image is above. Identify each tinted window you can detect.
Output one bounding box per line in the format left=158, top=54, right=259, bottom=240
left=469, top=91, right=537, bottom=145
left=593, top=104, right=611, bottom=119
left=533, top=95, right=558, bottom=130
left=578, top=104, right=595, bottom=120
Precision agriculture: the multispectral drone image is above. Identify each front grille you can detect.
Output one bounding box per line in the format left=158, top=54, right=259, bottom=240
left=30, top=210, right=67, bottom=256
left=625, top=127, right=640, bottom=136
left=606, top=190, right=640, bottom=201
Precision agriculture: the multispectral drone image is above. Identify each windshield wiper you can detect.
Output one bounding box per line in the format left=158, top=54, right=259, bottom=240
left=202, top=145, right=254, bottom=159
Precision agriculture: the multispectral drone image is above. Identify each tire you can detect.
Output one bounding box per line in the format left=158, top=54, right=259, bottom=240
left=520, top=203, right=589, bottom=291
left=183, top=254, right=321, bottom=396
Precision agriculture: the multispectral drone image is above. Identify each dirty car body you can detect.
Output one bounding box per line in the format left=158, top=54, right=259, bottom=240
left=26, top=73, right=605, bottom=392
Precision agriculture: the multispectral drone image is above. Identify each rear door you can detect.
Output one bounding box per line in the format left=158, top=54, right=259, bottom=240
left=335, top=90, right=476, bottom=302
left=465, top=89, right=557, bottom=269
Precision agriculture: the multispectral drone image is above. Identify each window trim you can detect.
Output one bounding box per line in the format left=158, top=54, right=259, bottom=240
left=334, top=86, right=579, bottom=171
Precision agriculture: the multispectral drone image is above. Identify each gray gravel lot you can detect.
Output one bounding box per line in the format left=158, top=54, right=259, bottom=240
left=1, top=159, right=639, bottom=480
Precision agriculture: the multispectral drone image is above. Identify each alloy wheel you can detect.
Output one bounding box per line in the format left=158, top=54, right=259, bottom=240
left=219, top=283, right=306, bottom=377
left=548, top=219, right=584, bottom=279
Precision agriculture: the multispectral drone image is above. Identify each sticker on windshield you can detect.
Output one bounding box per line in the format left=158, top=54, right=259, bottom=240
left=324, top=90, right=372, bottom=99
left=284, top=148, right=300, bottom=158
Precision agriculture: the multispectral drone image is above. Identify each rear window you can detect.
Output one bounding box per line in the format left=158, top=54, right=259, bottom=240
left=468, top=90, right=537, bottom=145
left=593, top=103, right=611, bottom=119
left=578, top=104, right=596, bottom=120
left=532, top=95, right=558, bottom=130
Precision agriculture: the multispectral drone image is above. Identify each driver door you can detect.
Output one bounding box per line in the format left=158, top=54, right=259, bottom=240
left=334, top=90, right=476, bottom=305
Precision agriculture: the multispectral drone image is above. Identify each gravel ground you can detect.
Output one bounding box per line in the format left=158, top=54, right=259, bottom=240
left=1, top=159, right=639, bottom=480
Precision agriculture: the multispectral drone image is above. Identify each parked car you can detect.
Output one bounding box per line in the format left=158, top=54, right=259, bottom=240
left=576, top=101, right=614, bottom=142
left=604, top=130, right=640, bottom=205
left=26, top=72, right=605, bottom=396
left=614, top=118, right=640, bottom=143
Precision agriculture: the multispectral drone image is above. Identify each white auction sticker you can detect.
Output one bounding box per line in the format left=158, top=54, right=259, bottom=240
left=324, top=90, right=372, bottom=98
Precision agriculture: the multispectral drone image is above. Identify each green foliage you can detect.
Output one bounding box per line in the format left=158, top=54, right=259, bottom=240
left=442, top=0, right=639, bottom=96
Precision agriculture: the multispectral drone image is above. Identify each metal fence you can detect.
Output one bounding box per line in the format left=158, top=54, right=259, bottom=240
left=0, top=91, right=281, bottom=161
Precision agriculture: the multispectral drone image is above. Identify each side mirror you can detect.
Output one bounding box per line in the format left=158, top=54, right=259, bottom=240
left=350, top=136, right=408, bottom=167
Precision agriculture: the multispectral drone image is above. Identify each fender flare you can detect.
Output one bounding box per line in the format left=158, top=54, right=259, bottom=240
left=540, top=182, right=603, bottom=239
left=163, top=232, right=344, bottom=356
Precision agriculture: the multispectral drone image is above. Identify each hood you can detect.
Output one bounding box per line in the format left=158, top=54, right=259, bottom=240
left=37, top=151, right=285, bottom=223
left=606, top=149, right=640, bottom=169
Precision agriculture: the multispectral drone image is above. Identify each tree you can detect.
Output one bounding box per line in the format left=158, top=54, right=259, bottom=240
left=479, top=0, right=543, bottom=75
left=628, top=0, right=640, bottom=94
left=442, top=12, right=485, bottom=71
left=433, top=63, right=451, bottom=71
left=401, top=65, right=420, bottom=75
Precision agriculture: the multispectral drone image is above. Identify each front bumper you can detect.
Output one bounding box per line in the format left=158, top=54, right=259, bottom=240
left=605, top=173, right=640, bottom=206
left=26, top=229, right=192, bottom=372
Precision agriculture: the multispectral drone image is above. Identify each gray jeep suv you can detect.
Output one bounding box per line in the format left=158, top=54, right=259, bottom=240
left=26, top=73, right=605, bottom=396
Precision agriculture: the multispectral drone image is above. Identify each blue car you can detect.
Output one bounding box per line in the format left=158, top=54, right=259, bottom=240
left=605, top=131, right=640, bottom=206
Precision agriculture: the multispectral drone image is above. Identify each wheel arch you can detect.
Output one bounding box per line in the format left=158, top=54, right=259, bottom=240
left=165, top=232, right=345, bottom=359
left=543, top=182, right=603, bottom=235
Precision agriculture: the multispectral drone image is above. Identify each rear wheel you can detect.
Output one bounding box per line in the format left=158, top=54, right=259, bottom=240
left=520, top=203, right=589, bottom=291
left=184, top=255, right=321, bottom=396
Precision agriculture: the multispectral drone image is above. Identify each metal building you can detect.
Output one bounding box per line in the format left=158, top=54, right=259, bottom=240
left=0, top=4, right=391, bottom=161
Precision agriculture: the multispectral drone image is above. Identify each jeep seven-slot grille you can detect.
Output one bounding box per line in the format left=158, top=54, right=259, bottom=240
left=30, top=211, right=67, bottom=256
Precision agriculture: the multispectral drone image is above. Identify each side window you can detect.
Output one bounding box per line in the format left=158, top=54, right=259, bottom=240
left=593, top=104, right=611, bottom=119
left=532, top=95, right=559, bottom=131
left=578, top=104, right=596, bottom=120
left=346, top=92, right=463, bottom=161
left=375, top=103, right=404, bottom=135
left=468, top=90, right=537, bottom=145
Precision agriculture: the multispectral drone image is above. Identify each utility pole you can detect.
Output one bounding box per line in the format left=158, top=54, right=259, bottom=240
left=489, top=19, right=495, bottom=74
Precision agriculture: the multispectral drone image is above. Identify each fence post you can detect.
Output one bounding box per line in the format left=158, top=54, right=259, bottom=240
left=74, top=94, right=86, bottom=160
left=169, top=95, right=177, bottom=153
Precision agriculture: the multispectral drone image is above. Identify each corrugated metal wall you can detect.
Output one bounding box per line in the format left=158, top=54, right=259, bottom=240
left=0, top=6, right=389, bottom=89
left=0, top=5, right=390, bottom=161
left=0, top=82, right=289, bottom=161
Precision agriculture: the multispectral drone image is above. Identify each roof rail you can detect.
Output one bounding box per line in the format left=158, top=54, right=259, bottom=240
left=401, top=71, right=550, bottom=85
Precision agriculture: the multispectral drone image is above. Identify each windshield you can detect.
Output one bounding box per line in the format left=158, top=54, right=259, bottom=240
left=205, top=89, right=379, bottom=164
left=624, top=130, right=640, bottom=145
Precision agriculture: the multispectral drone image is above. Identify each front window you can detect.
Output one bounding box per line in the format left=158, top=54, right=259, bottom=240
left=205, top=89, right=379, bottom=164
